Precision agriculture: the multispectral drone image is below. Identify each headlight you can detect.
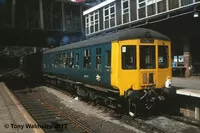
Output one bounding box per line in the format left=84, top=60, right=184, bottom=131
left=165, top=77, right=171, bottom=88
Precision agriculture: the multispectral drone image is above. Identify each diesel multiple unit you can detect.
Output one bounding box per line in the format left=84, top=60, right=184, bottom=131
left=21, top=28, right=173, bottom=116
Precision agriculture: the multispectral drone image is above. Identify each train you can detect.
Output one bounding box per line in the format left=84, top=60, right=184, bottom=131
left=22, top=28, right=175, bottom=117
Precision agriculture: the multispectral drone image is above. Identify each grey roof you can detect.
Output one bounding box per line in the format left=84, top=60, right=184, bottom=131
left=43, top=28, right=170, bottom=54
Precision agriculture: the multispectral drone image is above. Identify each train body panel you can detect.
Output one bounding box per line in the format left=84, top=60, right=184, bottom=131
left=111, top=40, right=140, bottom=95
left=110, top=39, right=172, bottom=95
left=43, top=38, right=172, bottom=95
left=42, top=28, right=172, bottom=95
left=43, top=43, right=112, bottom=87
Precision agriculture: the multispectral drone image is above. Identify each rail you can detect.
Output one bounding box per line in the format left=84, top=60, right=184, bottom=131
left=12, top=88, right=93, bottom=133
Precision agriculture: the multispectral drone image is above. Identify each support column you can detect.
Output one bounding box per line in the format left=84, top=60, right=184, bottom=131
left=12, top=0, right=16, bottom=28
left=61, top=2, right=66, bottom=31
left=37, top=0, right=44, bottom=52
left=80, top=4, right=84, bottom=35
left=39, top=0, right=44, bottom=29
left=25, top=4, right=29, bottom=28
left=195, top=107, right=200, bottom=120
left=183, top=43, right=192, bottom=77
left=50, top=6, right=53, bottom=29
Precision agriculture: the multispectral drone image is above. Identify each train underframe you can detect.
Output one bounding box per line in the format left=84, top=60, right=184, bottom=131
left=44, top=74, right=175, bottom=117
left=125, top=87, right=175, bottom=117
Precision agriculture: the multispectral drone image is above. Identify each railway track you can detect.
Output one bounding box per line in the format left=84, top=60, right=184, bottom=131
left=9, top=82, right=200, bottom=133
left=162, top=114, right=200, bottom=128
left=119, top=115, right=168, bottom=133
left=12, top=88, right=93, bottom=133
left=45, top=84, right=169, bottom=133
left=48, top=84, right=200, bottom=133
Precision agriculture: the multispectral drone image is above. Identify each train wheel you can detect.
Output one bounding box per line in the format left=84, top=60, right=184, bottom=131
left=128, top=98, right=137, bottom=117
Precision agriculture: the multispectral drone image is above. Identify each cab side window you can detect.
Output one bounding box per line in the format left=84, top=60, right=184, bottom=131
left=158, top=46, right=168, bottom=68
left=122, top=46, right=136, bottom=69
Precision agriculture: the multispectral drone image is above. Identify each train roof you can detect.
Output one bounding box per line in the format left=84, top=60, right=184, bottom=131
left=43, top=28, right=170, bottom=54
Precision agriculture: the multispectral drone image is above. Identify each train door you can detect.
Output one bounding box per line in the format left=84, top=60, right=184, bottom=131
left=103, top=44, right=111, bottom=85
left=74, top=49, right=81, bottom=80
left=156, top=41, right=172, bottom=87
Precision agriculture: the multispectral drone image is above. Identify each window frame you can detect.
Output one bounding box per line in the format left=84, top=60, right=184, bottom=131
left=139, top=45, right=156, bottom=69
left=96, top=48, right=102, bottom=71
left=51, top=54, right=55, bottom=68
left=75, top=52, right=80, bottom=68
left=83, top=49, right=91, bottom=69
left=86, top=11, right=99, bottom=35
left=85, top=15, right=89, bottom=34
left=103, top=3, right=116, bottom=29
left=121, top=45, right=137, bottom=70
left=121, top=0, right=131, bottom=24
left=158, top=45, right=169, bottom=68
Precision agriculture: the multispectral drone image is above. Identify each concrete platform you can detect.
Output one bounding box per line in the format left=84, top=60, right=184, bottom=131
left=173, top=77, right=200, bottom=98
left=173, top=77, right=200, bottom=120
left=0, top=82, right=44, bottom=133
left=176, top=89, right=200, bottom=98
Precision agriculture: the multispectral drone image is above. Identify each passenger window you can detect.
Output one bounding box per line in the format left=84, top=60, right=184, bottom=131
left=75, top=53, right=79, bottom=68
left=55, top=54, right=59, bottom=67
left=122, top=46, right=136, bottom=69
left=158, top=46, right=168, bottom=68
left=64, top=52, right=73, bottom=68
left=83, top=49, right=91, bottom=69
left=63, top=53, right=67, bottom=68
left=67, top=53, right=70, bottom=68
left=51, top=55, right=55, bottom=67
left=55, top=54, right=63, bottom=68
left=61, top=53, right=65, bottom=68
left=66, top=53, right=69, bottom=68
left=69, top=52, right=74, bottom=68
left=96, top=48, right=101, bottom=71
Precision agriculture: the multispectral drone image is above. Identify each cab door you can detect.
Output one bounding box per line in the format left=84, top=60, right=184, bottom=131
left=103, top=44, right=111, bottom=86
left=156, top=41, right=172, bottom=88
